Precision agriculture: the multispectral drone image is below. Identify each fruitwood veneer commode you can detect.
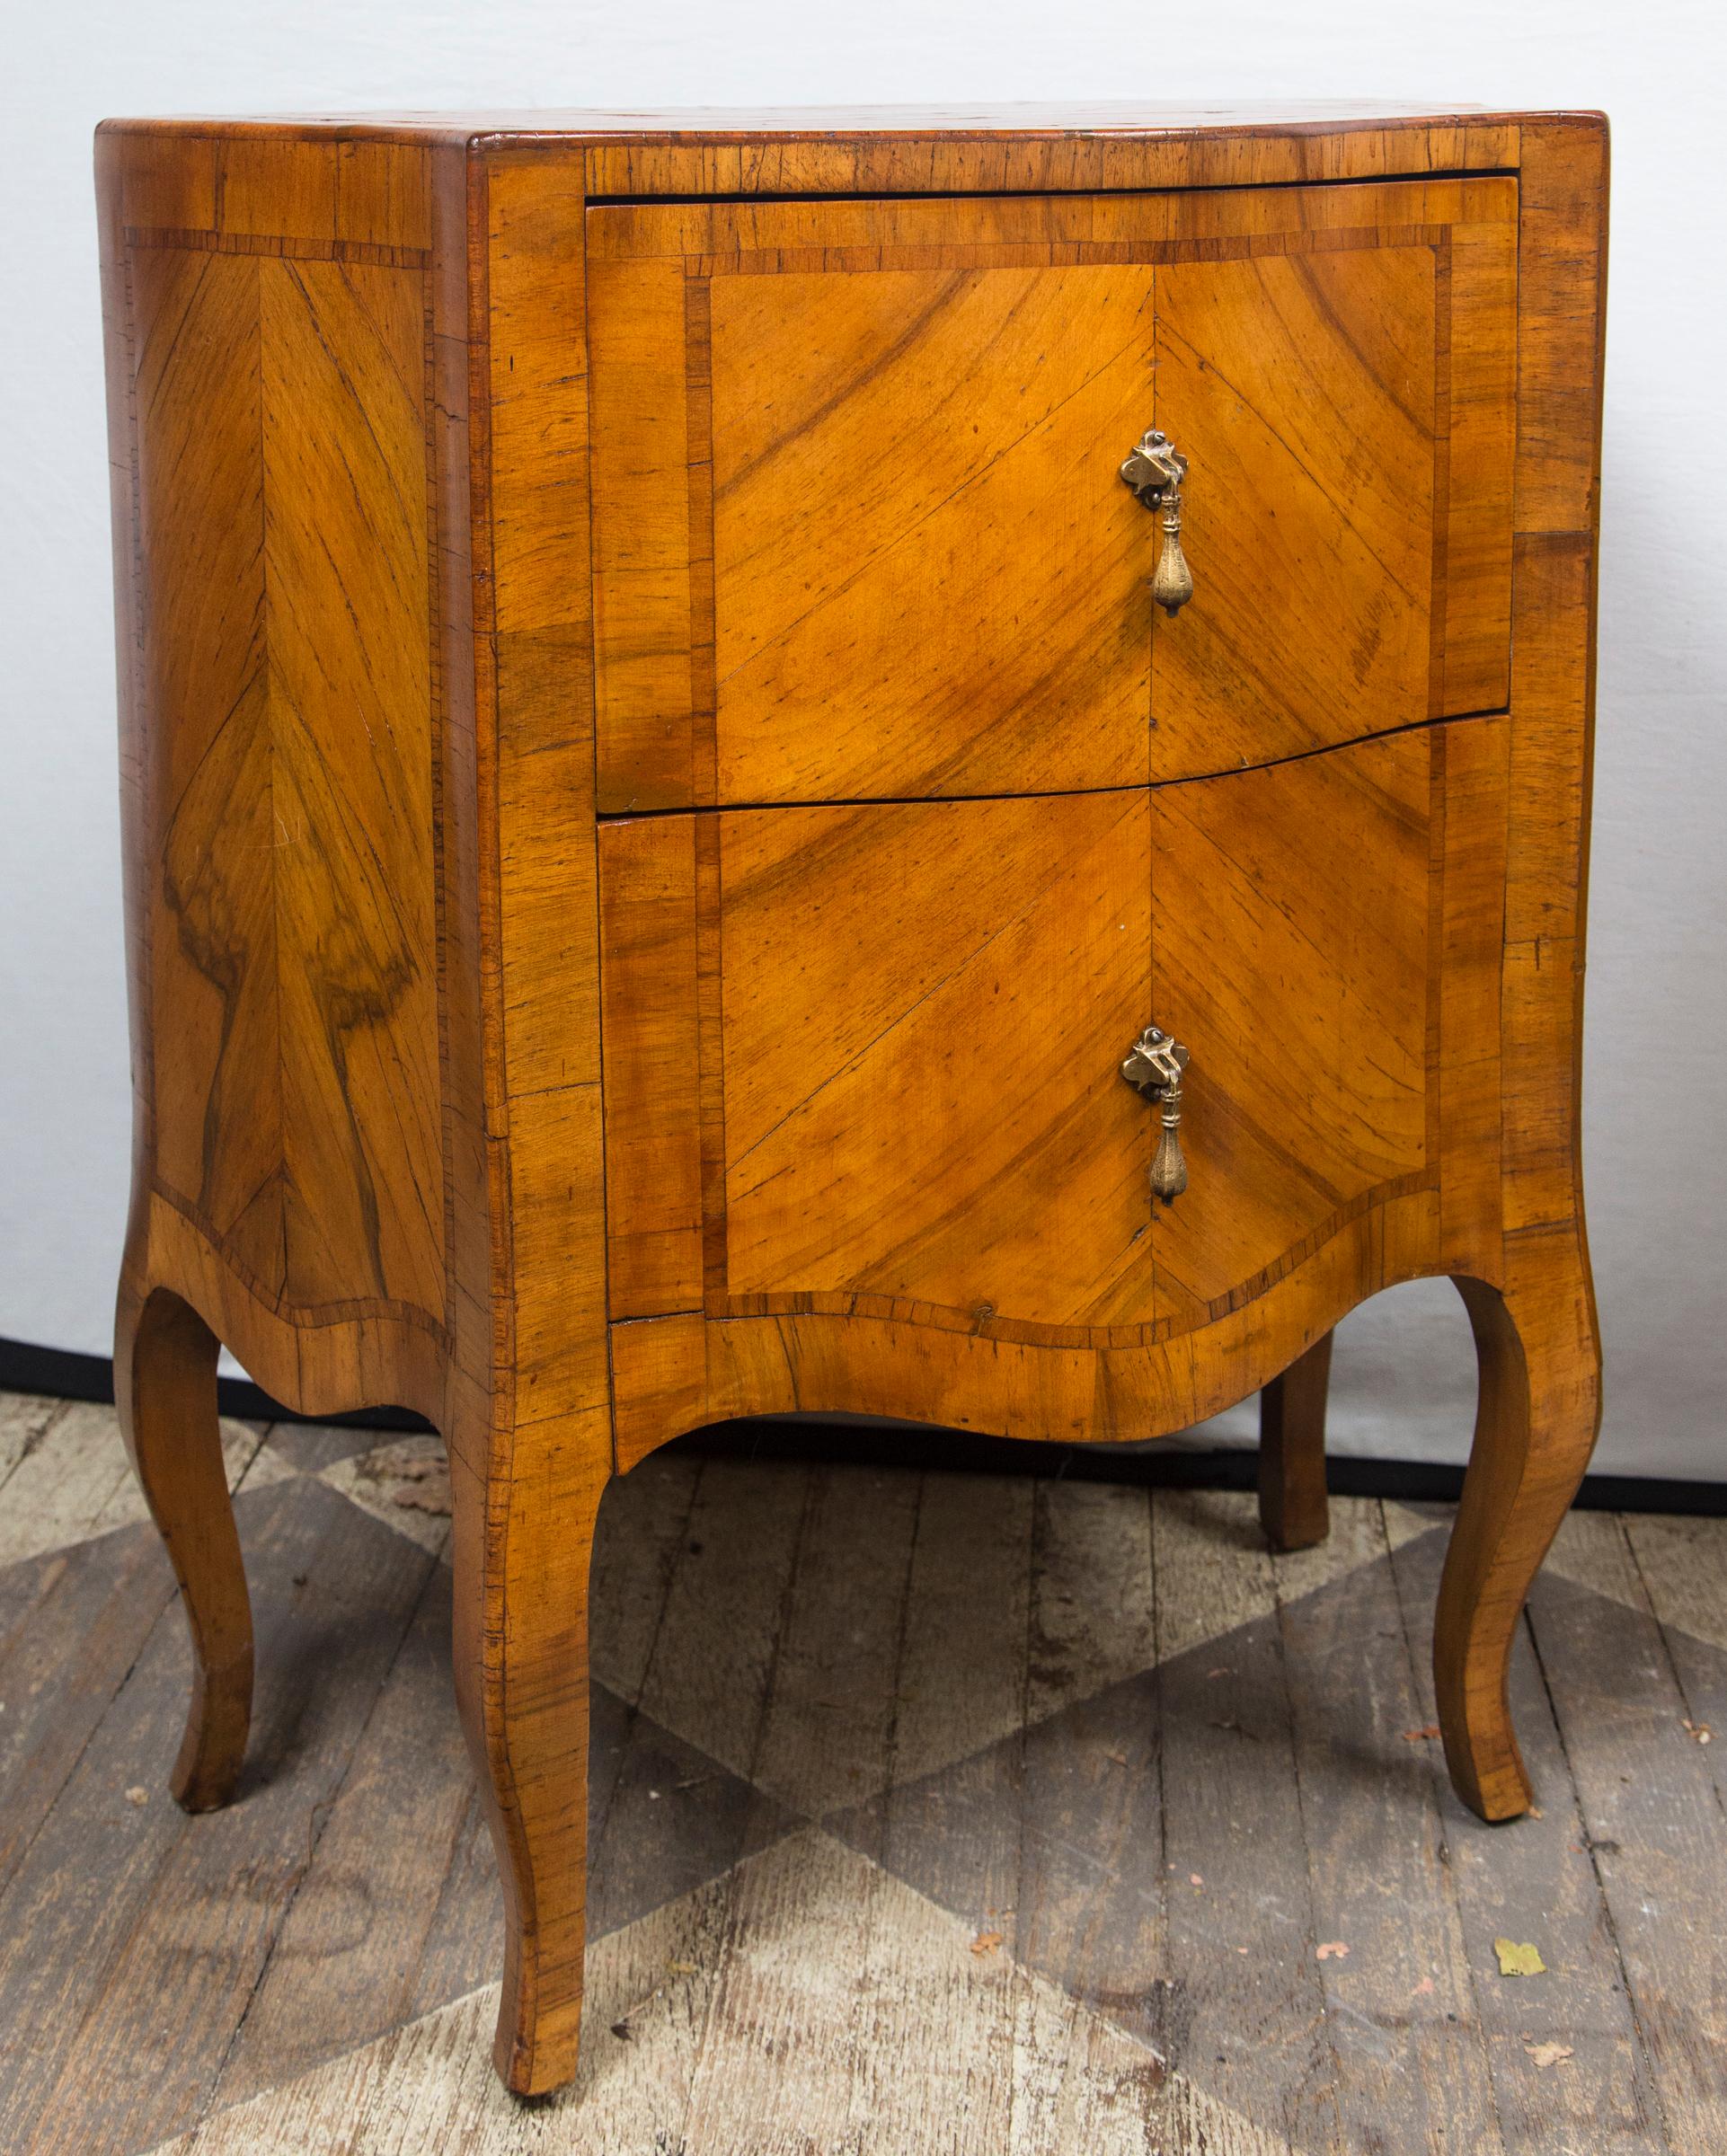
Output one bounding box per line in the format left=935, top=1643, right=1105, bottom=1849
left=97, top=103, right=1607, bottom=2097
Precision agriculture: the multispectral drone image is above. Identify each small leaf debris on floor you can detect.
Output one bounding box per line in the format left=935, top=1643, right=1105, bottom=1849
left=1682, top=1719, right=1713, bottom=1745
left=1400, top=1724, right=1441, bottom=1742
left=124, top=1786, right=148, bottom=1807
left=1524, top=2040, right=1573, bottom=2068
left=1315, top=1941, right=1350, bottom=1961
left=1494, top=1939, right=1547, bottom=1977
left=970, top=1929, right=1004, bottom=1957
left=609, top=1978, right=671, bottom=2044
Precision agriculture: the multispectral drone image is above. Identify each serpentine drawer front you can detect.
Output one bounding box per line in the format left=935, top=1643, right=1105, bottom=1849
left=600, top=730, right=1449, bottom=1339
left=100, top=106, right=1606, bottom=2099
left=588, top=181, right=1516, bottom=806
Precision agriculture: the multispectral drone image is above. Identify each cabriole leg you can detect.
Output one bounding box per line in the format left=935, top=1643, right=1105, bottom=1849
left=114, top=1278, right=252, bottom=1812
left=451, top=1407, right=610, bottom=2098
left=1436, top=1256, right=1601, bottom=1821
left=1258, top=1330, right=1333, bottom=1552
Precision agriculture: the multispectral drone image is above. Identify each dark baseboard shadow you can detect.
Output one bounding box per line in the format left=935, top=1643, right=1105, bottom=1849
left=5, top=1332, right=1720, bottom=1520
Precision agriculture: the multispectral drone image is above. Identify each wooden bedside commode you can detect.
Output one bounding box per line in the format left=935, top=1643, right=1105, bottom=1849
left=98, top=104, right=1606, bottom=2097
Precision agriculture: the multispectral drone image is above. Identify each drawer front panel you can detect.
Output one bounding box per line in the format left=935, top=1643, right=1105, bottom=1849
left=588, top=180, right=1514, bottom=809
left=707, top=267, right=1154, bottom=807
left=1147, top=729, right=1434, bottom=1321
left=1156, top=246, right=1468, bottom=775
left=598, top=722, right=1505, bottom=1341
left=718, top=793, right=1156, bottom=1325
left=598, top=792, right=1158, bottom=1327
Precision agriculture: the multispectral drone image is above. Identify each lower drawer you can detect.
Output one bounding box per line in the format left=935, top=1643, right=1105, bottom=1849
left=598, top=720, right=1504, bottom=1341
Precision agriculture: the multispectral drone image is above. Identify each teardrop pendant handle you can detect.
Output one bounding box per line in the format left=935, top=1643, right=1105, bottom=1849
left=1119, top=429, right=1195, bottom=617
left=1149, top=1088, right=1188, bottom=1202
left=1120, top=1024, right=1191, bottom=1206
left=1150, top=496, right=1193, bottom=617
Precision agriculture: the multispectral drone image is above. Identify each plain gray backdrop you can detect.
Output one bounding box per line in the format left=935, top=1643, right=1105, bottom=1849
left=3, top=1, right=1721, bottom=1476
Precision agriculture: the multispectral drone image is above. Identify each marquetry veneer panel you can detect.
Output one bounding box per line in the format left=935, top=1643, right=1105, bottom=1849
left=598, top=723, right=1494, bottom=1341
left=587, top=177, right=1515, bottom=808
left=129, top=243, right=446, bottom=1329
left=100, top=110, right=1604, bottom=2102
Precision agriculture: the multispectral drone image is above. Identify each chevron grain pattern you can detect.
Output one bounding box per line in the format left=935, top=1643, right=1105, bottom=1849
left=97, top=109, right=1605, bottom=2099
left=587, top=177, right=1515, bottom=807
left=128, top=238, right=443, bottom=1326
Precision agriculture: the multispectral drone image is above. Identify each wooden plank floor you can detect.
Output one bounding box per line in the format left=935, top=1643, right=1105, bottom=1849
left=1, top=1386, right=1723, bottom=2153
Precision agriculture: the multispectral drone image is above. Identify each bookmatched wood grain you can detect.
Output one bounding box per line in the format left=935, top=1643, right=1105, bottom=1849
left=714, top=791, right=1156, bottom=1325
left=100, top=123, right=481, bottom=1436
left=587, top=177, right=1515, bottom=808
left=1151, top=205, right=1514, bottom=770
left=127, top=237, right=444, bottom=1320
left=1147, top=728, right=1433, bottom=1315
left=1150, top=243, right=1437, bottom=770
left=598, top=720, right=1509, bottom=1356
left=703, top=264, right=1155, bottom=804
left=99, top=108, right=1606, bottom=2098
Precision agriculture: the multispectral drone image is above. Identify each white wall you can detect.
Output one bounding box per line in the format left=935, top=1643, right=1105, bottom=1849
left=4, top=0, right=1723, bottom=1477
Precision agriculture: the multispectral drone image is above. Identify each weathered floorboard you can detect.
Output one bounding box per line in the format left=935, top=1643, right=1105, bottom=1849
left=0, top=1479, right=437, bottom=2153
left=1386, top=1524, right=1659, bottom=2152
left=1277, top=1503, right=1504, bottom=2155
left=1525, top=1515, right=1727, bottom=2151
left=1152, top=1489, right=1337, bottom=2150
left=0, top=1392, right=1704, bottom=2156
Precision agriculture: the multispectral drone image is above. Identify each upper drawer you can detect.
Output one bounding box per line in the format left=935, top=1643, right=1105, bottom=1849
left=587, top=178, right=1515, bottom=808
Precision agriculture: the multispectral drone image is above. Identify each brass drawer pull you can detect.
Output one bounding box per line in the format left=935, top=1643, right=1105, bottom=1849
left=1119, top=429, right=1194, bottom=616
left=1121, top=1024, right=1191, bottom=1203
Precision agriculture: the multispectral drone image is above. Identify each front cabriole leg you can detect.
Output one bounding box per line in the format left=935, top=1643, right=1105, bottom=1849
left=1435, top=1242, right=1602, bottom=1821
left=450, top=1403, right=612, bottom=2096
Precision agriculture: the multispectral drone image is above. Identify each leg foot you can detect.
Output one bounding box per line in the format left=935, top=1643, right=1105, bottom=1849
left=1436, top=1258, right=1600, bottom=1821
left=1259, top=1331, right=1333, bottom=1552
left=115, top=1279, right=252, bottom=1812
left=452, top=1409, right=610, bottom=2098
